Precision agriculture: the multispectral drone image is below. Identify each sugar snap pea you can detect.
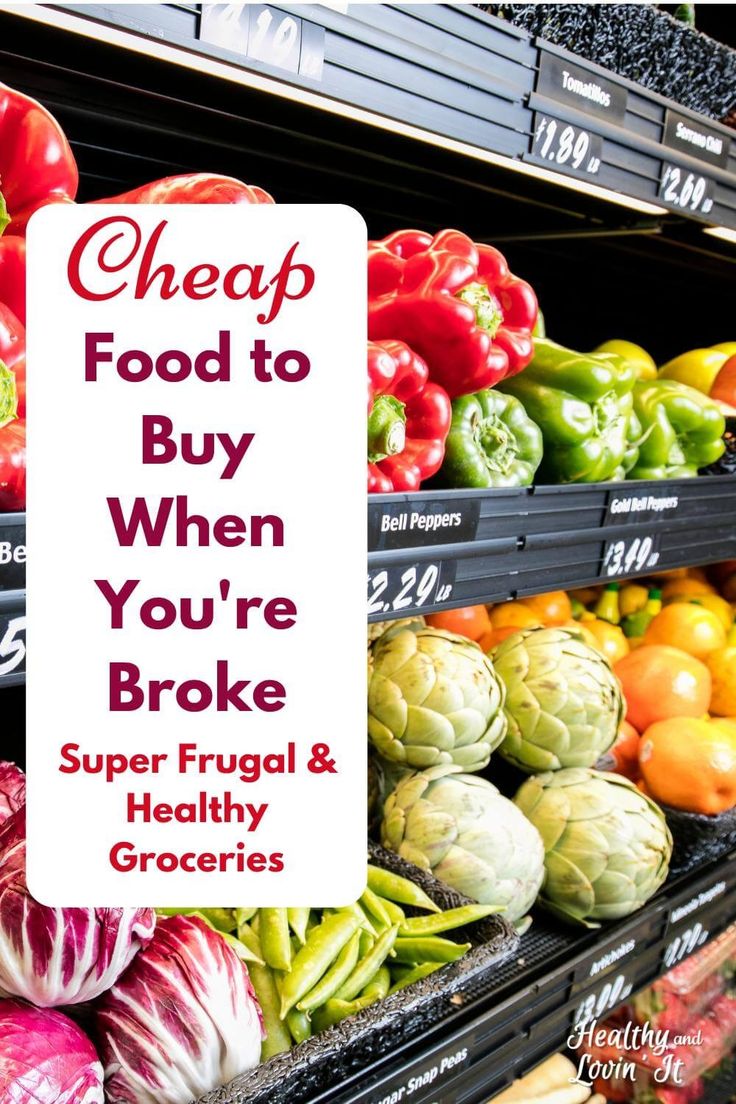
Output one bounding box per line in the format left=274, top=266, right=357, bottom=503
left=279, top=912, right=359, bottom=1019
left=336, top=923, right=399, bottom=1002
left=366, top=866, right=440, bottom=913
left=360, top=887, right=391, bottom=928
left=360, top=964, right=391, bottom=1001
left=297, top=931, right=361, bottom=1012
left=387, top=962, right=442, bottom=994
left=234, top=906, right=257, bottom=926
left=287, top=907, right=310, bottom=946
left=335, top=901, right=377, bottom=934
left=379, top=897, right=405, bottom=926
left=237, top=927, right=291, bottom=1060
left=358, top=929, right=375, bottom=957
left=260, top=908, right=292, bottom=973
left=311, top=994, right=375, bottom=1033
left=286, top=1005, right=312, bottom=1044
left=393, top=936, right=471, bottom=964
left=399, top=904, right=501, bottom=936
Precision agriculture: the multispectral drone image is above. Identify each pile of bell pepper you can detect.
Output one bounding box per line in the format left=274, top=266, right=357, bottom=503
left=0, top=80, right=277, bottom=513
left=366, top=229, right=731, bottom=488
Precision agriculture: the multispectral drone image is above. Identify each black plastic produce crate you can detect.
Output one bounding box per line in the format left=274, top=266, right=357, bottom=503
left=367, top=476, right=736, bottom=620
left=480, top=3, right=736, bottom=123
left=197, top=844, right=518, bottom=1104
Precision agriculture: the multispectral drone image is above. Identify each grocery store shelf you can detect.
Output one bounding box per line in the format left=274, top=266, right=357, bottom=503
left=367, top=478, right=736, bottom=620
left=206, top=845, right=736, bottom=1104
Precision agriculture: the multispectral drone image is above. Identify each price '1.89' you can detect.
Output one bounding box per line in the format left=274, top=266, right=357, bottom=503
left=531, top=114, right=602, bottom=176
left=367, top=563, right=454, bottom=618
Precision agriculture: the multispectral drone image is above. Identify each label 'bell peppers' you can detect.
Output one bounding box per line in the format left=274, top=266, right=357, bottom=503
left=628, top=379, right=725, bottom=480
left=0, top=234, right=25, bottom=326
left=498, top=338, right=639, bottom=483
left=0, top=305, right=23, bottom=419
left=367, top=340, right=451, bottom=493
left=91, top=173, right=274, bottom=206
left=368, top=229, right=538, bottom=398
left=438, top=389, right=542, bottom=488
left=0, top=82, right=78, bottom=234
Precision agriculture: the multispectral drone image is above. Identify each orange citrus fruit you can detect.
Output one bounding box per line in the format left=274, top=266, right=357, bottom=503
left=488, top=602, right=541, bottom=631
left=665, top=592, right=733, bottom=631
left=614, top=645, right=712, bottom=732
left=661, top=577, right=716, bottom=602
left=644, top=603, right=726, bottom=659
left=706, top=646, right=736, bottom=716
left=478, top=624, right=522, bottom=652
left=579, top=619, right=630, bottom=664
left=523, top=590, right=572, bottom=626
left=639, top=716, right=736, bottom=814
left=600, top=720, right=640, bottom=781
left=426, top=604, right=491, bottom=642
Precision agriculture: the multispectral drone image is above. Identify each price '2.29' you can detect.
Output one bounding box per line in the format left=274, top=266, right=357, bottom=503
left=367, top=564, right=452, bottom=617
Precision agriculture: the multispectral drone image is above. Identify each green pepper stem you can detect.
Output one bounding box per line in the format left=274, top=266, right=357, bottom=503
left=456, top=281, right=503, bottom=338
left=368, top=394, right=407, bottom=462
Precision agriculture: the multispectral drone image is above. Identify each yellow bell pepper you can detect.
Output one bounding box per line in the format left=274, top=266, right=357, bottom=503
left=712, top=342, right=736, bottom=357
left=594, top=339, right=657, bottom=380
left=659, top=348, right=729, bottom=394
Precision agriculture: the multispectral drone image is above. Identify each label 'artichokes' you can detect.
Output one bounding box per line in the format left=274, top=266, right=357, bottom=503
left=368, top=626, right=507, bottom=772
left=381, top=764, right=545, bottom=924
left=515, top=768, right=672, bottom=928
left=493, top=627, right=622, bottom=772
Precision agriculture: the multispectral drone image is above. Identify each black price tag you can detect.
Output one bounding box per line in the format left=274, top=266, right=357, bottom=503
left=361, top=1039, right=471, bottom=1104
left=663, top=109, right=731, bottom=170
left=571, top=971, right=635, bottom=1031
left=368, top=498, right=480, bottom=553
left=536, top=52, right=627, bottom=124
left=662, top=921, right=710, bottom=971
left=0, top=607, right=25, bottom=681
left=0, top=517, right=25, bottom=591
left=530, top=113, right=602, bottom=176
left=604, top=490, right=680, bottom=526
left=199, top=3, right=324, bottom=79
left=600, top=534, right=661, bottom=578
left=659, top=162, right=715, bottom=216
left=367, top=561, right=456, bottom=619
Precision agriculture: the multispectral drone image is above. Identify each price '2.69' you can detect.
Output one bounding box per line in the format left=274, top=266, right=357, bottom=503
left=531, top=114, right=602, bottom=176
left=659, top=163, right=715, bottom=215
left=367, top=563, right=454, bottom=618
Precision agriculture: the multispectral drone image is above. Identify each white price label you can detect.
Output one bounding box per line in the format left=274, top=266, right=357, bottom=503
left=573, top=972, right=634, bottom=1029
left=367, top=562, right=455, bottom=618
left=0, top=614, right=25, bottom=676
left=659, top=163, right=715, bottom=215
left=601, top=534, right=661, bottom=577
left=531, top=114, right=602, bottom=176
left=663, top=922, right=709, bottom=969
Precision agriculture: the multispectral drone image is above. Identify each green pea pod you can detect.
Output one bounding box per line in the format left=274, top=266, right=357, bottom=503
left=336, top=924, right=399, bottom=1002
left=260, top=908, right=292, bottom=973
left=297, top=931, right=361, bottom=1012
left=311, top=995, right=376, bottom=1034
left=360, top=964, right=391, bottom=1001
left=156, top=907, right=235, bottom=933
left=360, top=888, right=391, bottom=928
left=235, top=907, right=257, bottom=926
left=237, top=927, right=291, bottom=1060
left=335, top=901, right=377, bottom=934
left=388, top=962, right=442, bottom=994
left=366, top=866, right=440, bottom=913
left=359, top=929, right=375, bottom=957
left=399, top=904, right=501, bottom=937
left=279, top=912, right=360, bottom=1019
left=220, top=929, right=263, bottom=964
left=393, top=937, right=471, bottom=964
left=378, top=897, right=405, bottom=926
left=287, top=907, right=310, bottom=946
left=286, top=1006, right=312, bottom=1045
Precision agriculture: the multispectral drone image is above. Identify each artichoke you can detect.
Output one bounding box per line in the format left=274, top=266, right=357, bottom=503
left=493, top=627, right=622, bottom=772
left=369, top=625, right=506, bottom=771
left=381, top=764, right=545, bottom=924
left=368, top=616, right=424, bottom=646
left=515, top=768, right=672, bottom=928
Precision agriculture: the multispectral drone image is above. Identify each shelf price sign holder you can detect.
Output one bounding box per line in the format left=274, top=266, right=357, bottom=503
left=26, top=203, right=367, bottom=907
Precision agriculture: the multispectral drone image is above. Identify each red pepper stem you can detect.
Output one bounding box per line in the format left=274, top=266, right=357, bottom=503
left=0, top=192, right=9, bottom=238
left=368, top=394, right=407, bottom=462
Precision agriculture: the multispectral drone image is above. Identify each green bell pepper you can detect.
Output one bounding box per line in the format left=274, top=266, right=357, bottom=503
left=498, top=339, right=638, bottom=483
left=438, top=389, right=543, bottom=488
left=627, top=378, right=725, bottom=480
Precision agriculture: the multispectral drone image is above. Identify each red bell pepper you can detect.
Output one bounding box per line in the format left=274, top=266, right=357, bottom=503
left=0, top=82, right=78, bottom=235
left=368, top=228, right=538, bottom=398
left=0, top=419, right=25, bottom=511
left=90, top=173, right=274, bottom=206
left=0, top=236, right=25, bottom=326
left=0, top=305, right=22, bottom=420
left=368, top=339, right=451, bottom=492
